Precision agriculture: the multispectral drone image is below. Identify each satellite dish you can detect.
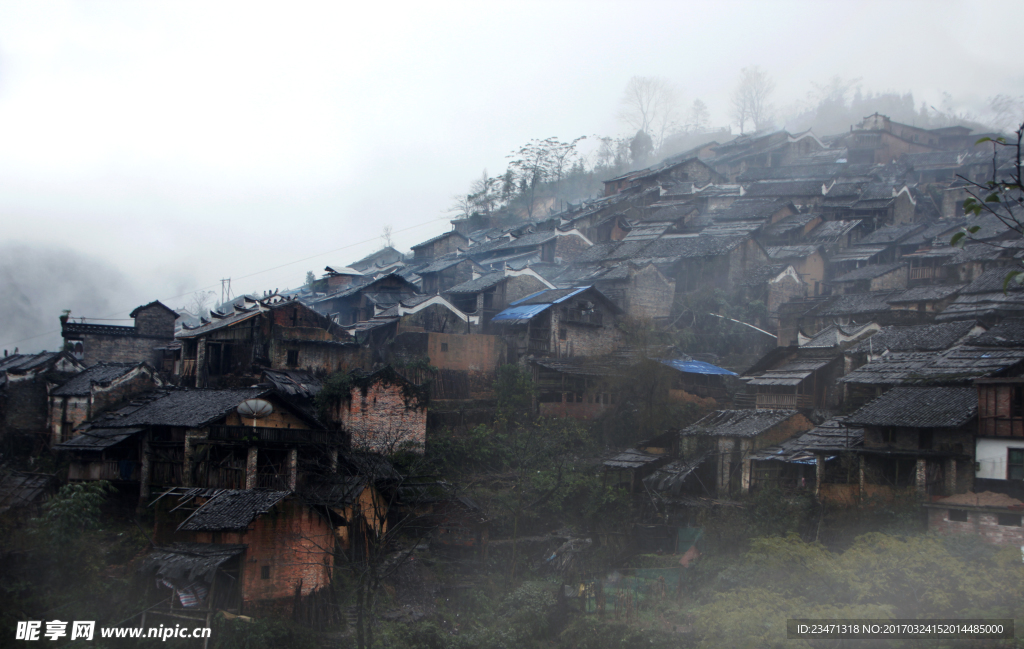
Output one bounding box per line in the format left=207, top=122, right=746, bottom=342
left=237, top=399, right=273, bottom=419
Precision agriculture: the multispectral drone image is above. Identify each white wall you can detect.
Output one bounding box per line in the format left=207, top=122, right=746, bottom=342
left=976, top=438, right=1024, bottom=480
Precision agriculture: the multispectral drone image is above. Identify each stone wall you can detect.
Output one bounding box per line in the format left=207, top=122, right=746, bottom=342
left=927, top=507, right=1024, bottom=546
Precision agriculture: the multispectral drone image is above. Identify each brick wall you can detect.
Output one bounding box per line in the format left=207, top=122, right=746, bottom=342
left=337, top=381, right=427, bottom=453
left=193, top=499, right=334, bottom=615
left=78, top=333, right=169, bottom=367
left=554, top=233, right=591, bottom=262
left=928, top=507, right=1024, bottom=546
left=134, top=306, right=177, bottom=339
left=625, top=265, right=675, bottom=319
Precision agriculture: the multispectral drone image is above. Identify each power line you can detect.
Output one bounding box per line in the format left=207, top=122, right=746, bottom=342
left=0, top=217, right=446, bottom=349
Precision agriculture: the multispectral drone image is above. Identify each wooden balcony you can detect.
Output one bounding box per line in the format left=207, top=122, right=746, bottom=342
left=755, top=393, right=814, bottom=409
left=207, top=425, right=336, bottom=446
left=909, top=267, right=934, bottom=280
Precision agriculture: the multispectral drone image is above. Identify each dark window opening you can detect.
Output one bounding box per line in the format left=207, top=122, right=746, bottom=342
left=440, top=343, right=448, bottom=352
left=291, top=308, right=298, bottom=326
left=559, top=327, right=567, bottom=340
left=1013, top=387, right=1024, bottom=418
left=880, top=428, right=896, bottom=444
left=918, top=430, right=933, bottom=451
left=1009, top=449, right=1024, bottom=481
left=998, top=513, right=1022, bottom=527
left=948, top=509, right=968, bottom=522
left=287, top=350, right=299, bottom=367
left=260, top=565, right=271, bottom=579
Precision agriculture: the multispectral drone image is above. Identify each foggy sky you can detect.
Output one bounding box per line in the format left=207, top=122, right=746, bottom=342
left=1, top=0, right=1021, bottom=351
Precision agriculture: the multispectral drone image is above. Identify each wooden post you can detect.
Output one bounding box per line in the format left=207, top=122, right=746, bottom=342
left=815, top=454, right=824, bottom=499
left=245, top=447, right=258, bottom=490
left=138, top=433, right=152, bottom=512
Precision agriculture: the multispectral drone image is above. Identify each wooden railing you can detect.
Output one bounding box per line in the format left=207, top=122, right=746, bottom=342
left=732, top=394, right=757, bottom=408
left=256, top=473, right=290, bottom=490
left=207, top=425, right=335, bottom=445
left=755, top=393, right=814, bottom=409
left=909, top=267, right=934, bottom=280
left=101, top=460, right=140, bottom=482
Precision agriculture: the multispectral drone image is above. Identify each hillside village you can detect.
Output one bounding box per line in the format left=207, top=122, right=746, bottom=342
left=4, top=112, right=1024, bottom=646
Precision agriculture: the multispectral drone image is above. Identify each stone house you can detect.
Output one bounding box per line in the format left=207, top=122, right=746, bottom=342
left=387, top=331, right=505, bottom=400
left=349, top=246, right=405, bottom=275
left=416, top=257, right=484, bottom=295
left=61, top=300, right=178, bottom=368
left=309, top=272, right=420, bottom=326
left=0, top=351, right=84, bottom=452
left=445, top=268, right=554, bottom=332
left=48, top=362, right=162, bottom=445
left=829, top=262, right=908, bottom=295
left=410, top=231, right=468, bottom=261
left=176, top=296, right=357, bottom=388
left=764, top=245, right=827, bottom=296
left=490, top=286, right=623, bottom=363
left=322, top=265, right=365, bottom=292
left=602, top=156, right=727, bottom=196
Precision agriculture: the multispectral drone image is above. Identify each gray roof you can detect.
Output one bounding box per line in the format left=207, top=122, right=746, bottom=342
left=744, top=180, right=827, bottom=197
left=885, top=284, right=962, bottom=303
left=840, top=345, right=1024, bottom=386
left=962, top=268, right=1024, bottom=295
left=828, top=246, right=888, bottom=262
left=845, top=386, right=977, bottom=428
left=814, top=292, right=897, bottom=317
left=936, top=291, right=1024, bottom=321
left=0, top=472, right=54, bottom=514
left=301, top=475, right=368, bottom=507
left=0, top=352, right=66, bottom=374
left=971, top=319, right=1024, bottom=347
left=681, top=409, right=801, bottom=438
left=848, top=321, right=980, bottom=354
left=765, top=245, right=821, bottom=261
left=178, top=490, right=291, bottom=531
left=139, top=542, right=247, bottom=585
left=747, top=418, right=863, bottom=462
left=856, top=223, right=925, bottom=246
left=445, top=271, right=506, bottom=295
left=52, top=427, right=145, bottom=451
left=762, top=212, right=819, bottom=237
left=603, top=448, right=666, bottom=470
left=51, top=363, right=140, bottom=397
left=642, top=450, right=713, bottom=495
left=805, top=219, right=863, bottom=243
left=801, top=322, right=877, bottom=349
left=91, top=388, right=270, bottom=429
left=831, top=262, right=906, bottom=283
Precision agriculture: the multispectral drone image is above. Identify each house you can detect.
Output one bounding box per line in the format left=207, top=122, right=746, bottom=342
left=349, top=246, right=405, bottom=275
left=678, top=409, right=813, bottom=497
left=309, top=272, right=420, bottom=326
left=657, top=357, right=737, bottom=402
left=410, top=231, right=468, bottom=261
left=973, top=375, right=1024, bottom=499
left=323, top=265, right=365, bottom=292
left=386, top=330, right=505, bottom=400
left=830, top=262, right=908, bottom=295
left=329, top=367, right=428, bottom=454
left=0, top=351, right=84, bottom=453
left=738, top=342, right=856, bottom=410
left=764, top=245, right=827, bottom=295
left=61, top=301, right=178, bottom=368
left=844, top=386, right=976, bottom=498
left=147, top=489, right=335, bottom=620
left=48, top=362, right=162, bottom=445
left=937, top=268, right=1024, bottom=323
left=176, top=295, right=358, bottom=388
left=548, top=262, right=676, bottom=321
left=416, top=257, right=485, bottom=295
left=303, top=472, right=389, bottom=562
left=490, top=286, right=623, bottom=362
left=924, top=491, right=1024, bottom=546
left=603, top=156, right=727, bottom=196
left=603, top=432, right=678, bottom=493
left=54, top=387, right=338, bottom=506
left=745, top=417, right=864, bottom=502
left=445, top=267, right=554, bottom=331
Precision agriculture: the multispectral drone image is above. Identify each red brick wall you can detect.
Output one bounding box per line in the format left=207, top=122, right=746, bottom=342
left=337, top=382, right=427, bottom=453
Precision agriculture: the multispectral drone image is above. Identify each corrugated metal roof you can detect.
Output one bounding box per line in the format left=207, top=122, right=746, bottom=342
left=490, top=303, right=552, bottom=325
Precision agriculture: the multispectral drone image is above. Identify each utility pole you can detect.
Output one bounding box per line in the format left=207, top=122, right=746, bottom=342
left=220, top=278, right=232, bottom=306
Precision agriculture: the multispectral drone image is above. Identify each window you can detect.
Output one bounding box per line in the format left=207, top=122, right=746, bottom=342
left=1009, top=449, right=1024, bottom=481
left=918, top=430, right=933, bottom=451
left=1013, top=387, right=1024, bottom=418
left=440, top=343, right=448, bottom=352
left=880, top=428, right=896, bottom=444
left=287, top=349, right=299, bottom=367
left=559, top=327, right=567, bottom=340
left=948, top=509, right=968, bottom=522
left=260, top=565, right=271, bottom=579
left=998, top=513, right=1022, bottom=527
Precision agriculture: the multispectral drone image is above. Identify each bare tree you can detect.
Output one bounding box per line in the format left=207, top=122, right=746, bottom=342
left=731, top=66, right=776, bottom=134
left=989, top=95, right=1024, bottom=133
left=685, top=98, right=712, bottom=134
left=182, top=290, right=216, bottom=319
left=618, top=76, right=680, bottom=149
left=380, top=226, right=394, bottom=250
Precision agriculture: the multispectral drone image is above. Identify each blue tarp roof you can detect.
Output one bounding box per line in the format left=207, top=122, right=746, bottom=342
left=491, top=304, right=552, bottom=325
left=658, top=358, right=737, bottom=376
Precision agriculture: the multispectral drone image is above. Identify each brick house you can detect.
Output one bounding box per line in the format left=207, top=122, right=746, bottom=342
left=176, top=296, right=358, bottom=388
left=331, top=367, right=428, bottom=454
left=61, top=301, right=178, bottom=367
left=491, top=286, right=623, bottom=363
left=924, top=491, right=1024, bottom=546
left=603, top=156, right=728, bottom=196
left=445, top=268, right=554, bottom=333
left=48, top=362, right=162, bottom=445
left=411, top=231, right=468, bottom=261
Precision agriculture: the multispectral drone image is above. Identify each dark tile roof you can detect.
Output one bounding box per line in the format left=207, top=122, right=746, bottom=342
left=416, top=256, right=471, bottom=275
left=857, top=223, right=925, bottom=246
left=301, top=475, right=368, bottom=507
left=935, top=291, right=1024, bottom=321
left=962, top=268, right=1024, bottom=295
left=638, top=235, right=747, bottom=260
left=178, top=490, right=291, bottom=531
left=814, top=292, right=897, bottom=317
left=51, top=363, right=140, bottom=397
left=971, top=319, right=1024, bottom=347
left=801, top=322, right=877, bottom=349
left=261, top=369, right=322, bottom=400
left=846, top=386, right=977, bottom=428
left=762, top=213, right=819, bottom=237
left=831, top=262, right=907, bottom=283
left=139, top=542, right=248, bottom=585
left=0, top=471, right=55, bottom=514
left=848, top=321, right=980, bottom=354
left=828, top=246, right=888, bottom=263
left=765, top=245, right=821, bottom=260
left=747, top=417, right=863, bottom=462
left=52, top=427, right=145, bottom=451
left=0, top=352, right=66, bottom=374
left=93, top=388, right=270, bottom=429
left=805, top=219, right=863, bottom=243
left=642, top=450, right=713, bottom=495
left=739, top=164, right=845, bottom=182
left=943, top=240, right=1024, bottom=265
left=603, top=448, right=666, bottom=470
left=840, top=345, right=1024, bottom=386
left=680, top=409, right=801, bottom=438
left=746, top=357, right=835, bottom=385
left=707, top=198, right=790, bottom=221
left=744, top=180, right=828, bottom=197
left=886, top=284, right=961, bottom=303
left=445, top=271, right=506, bottom=295
left=410, top=230, right=467, bottom=250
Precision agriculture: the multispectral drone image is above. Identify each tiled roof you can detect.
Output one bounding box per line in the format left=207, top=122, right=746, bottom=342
left=739, top=165, right=845, bottom=182
left=747, top=417, right=863, bottom=462
left=857, top=223, right=925, bottom=246
left=90, top=388, right=270, bottom=429
left=744, top=180, right=827, bottom=197
left=762, top=213, right=819, bottom=237
left=0, top=471, right=54, bottom=514
left=935, top=291, right=1024, bottom=321
left=840, top=345, right=1024, bottom=386
left=708, top=198, right=790, bottom=221
left=747, top=358, right=834, bottom=386
left=848, top=321, right=980, bottom=354
left=885, top=284, right=962, bottom=303
left=971, top=319, right=1024, bottom=347
left=828, top=246, right=888, bottom=262
left=831, top=262, right=906, bottom=283
left=0, top=352, right=66, bottom=374
left=178, top=490, right=291, bottom=531
left=603, top=448, right=666, bottom=470
left=814, top=292, right=897, bottom=317
left=680, top=409, right=801, bottom=438
left=52, top=427, right=145, bottom=451
left=805, top=219, right=863, bottom=243
left=51, top=363, right=140, bottom=397
left=445, top=271, right=506, bottom=294
left=962, top=268, right=1024, bottom=295
left=765, top=245, right=821, bottom=260
left=845, top=386, right=977, bottom=428
left=140, top=542, right=247, bottom=584
left=410, top=230, right=467, bottom=250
